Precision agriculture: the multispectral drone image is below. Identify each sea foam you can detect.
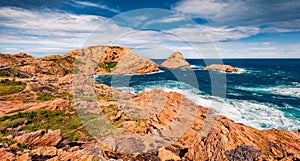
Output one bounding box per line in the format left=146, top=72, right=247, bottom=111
left=116, top=80, right=300, bottom=131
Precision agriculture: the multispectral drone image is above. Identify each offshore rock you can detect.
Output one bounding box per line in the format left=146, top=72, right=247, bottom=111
left=160, top=51, right=190, bottom=69
left=203, top=64, right=238, bottom=72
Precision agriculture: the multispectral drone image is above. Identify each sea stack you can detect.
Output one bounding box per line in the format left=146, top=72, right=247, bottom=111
left=203, top=64, right=238, bottom=73
left=160, top=51, right=190, bottom=69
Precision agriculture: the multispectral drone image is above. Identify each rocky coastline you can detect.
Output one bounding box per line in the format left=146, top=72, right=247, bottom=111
left=0, top=46, right=299, bottom=160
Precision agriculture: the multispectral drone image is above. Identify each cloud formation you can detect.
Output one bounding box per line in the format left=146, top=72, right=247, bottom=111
left=0, top=7, right=104, bottom=56
left=0, top=2, right=299, bottom=58
left=173, top=0, right=300, bottom=28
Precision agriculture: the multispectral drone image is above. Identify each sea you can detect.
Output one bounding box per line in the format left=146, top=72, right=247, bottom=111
left=95, top=59, right=300, bottom=131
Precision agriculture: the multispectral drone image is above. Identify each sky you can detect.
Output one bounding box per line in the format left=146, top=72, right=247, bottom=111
left=0, top=0, right=299, bottom=58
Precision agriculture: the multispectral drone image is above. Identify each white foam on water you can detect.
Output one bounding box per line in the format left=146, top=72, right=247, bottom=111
left=190, top=65, right=203, bottom=69
left=116, top=81, right=300, bottom=131
left=235, top=85, right=300, bottom=98
left=235, top=68, right=248, bottom=74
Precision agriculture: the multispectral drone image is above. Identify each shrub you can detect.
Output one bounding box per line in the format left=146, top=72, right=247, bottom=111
left=36, top=92, right=55, bottom=102
left=0, top=79, right=26, bottom=96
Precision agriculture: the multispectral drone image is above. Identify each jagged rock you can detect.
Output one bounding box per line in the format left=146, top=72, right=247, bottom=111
left=32, top=146, right=58, bottom=156
left=0, top=148, right=15, bottom=160
left=160, top=51, right=190, bottom=69
left=93, top=86, right=300, bottom=160
left=158, top=148, right=181, bottom=161
left=16, top=153, right=31, bottom=161
left=113, top=50, right=159, bottom=74
left=0, top=98, right=72, bottom=117
left=74, top=45, right=159, bottom=74
left=51, top=145, right=106, bottom=161
left=14, top=129, right=62, bottom=147
left=182, top=117, right=300, bottom=160
left=203, top=64, right=238, bottom=72
left=225, top=145, right=261, bottom=161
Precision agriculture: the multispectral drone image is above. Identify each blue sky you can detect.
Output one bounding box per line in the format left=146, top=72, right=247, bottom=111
left=0, top=0, right=299, bottom=58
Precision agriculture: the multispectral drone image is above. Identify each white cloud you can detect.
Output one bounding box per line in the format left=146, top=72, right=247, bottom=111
left=165, top=25, right=260, bottom=43
left=72, top=0, right=120, bottom=13
left=173, top=0, right=228, bottom=19
left=216, top=42, right=300, bottom=58
left=0, top=7, right=298, bottom=58
left=172, top=0, right=300, bottom=28
left=0, top=7, right=104, bottom=33
left=0, top=7, right=106, bottom=56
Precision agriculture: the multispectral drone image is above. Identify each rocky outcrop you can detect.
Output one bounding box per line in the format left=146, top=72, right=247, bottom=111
left=203, top=64, right=238, bottom=72
left=1, top=45, right=159, bottom=77
left=1, top=46, right=300, bottom=160
left=113, top=49, right=159, bottom=74
left=160, top=51, right=190, bottom=69
left=75, top=45, right=159, bottom=74
left=158, top=148, right=181, bottom=161
left=0, top=148, right=15, bottom=160
left=14, top=129, right=62, bottom=147
left=91, top=86, right=300, bottom=160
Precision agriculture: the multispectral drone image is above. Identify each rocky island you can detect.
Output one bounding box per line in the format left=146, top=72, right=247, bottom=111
left=160, top=52, right=190, bottom=69
left=0, top=46, right=299, bottom=161
left=203, top=64, right=238, bottom=73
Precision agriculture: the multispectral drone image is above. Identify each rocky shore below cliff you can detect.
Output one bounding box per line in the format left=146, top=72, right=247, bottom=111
left=0, top=46, right=299, bottom=161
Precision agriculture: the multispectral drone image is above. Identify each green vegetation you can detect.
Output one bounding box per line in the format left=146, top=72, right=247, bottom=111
left=64, top=131, right=81, bottom=142
left=0, top=138, right=26, bottom=151
left=0, top=79, right=26, bottom=96
left=99, top=62, right=118, bottom=72
left=0, top=118, right=27, bottom=129
left=97, top=95, right=114, bottom=101
left=36, top=92, right=55, bottom=102
left=0, top=109, right=93, bottom=142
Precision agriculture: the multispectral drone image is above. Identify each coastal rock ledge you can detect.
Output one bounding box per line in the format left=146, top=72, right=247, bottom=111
left=203, top=64, right=238, bottom=73
left=160, top=51, right=190, bottom=69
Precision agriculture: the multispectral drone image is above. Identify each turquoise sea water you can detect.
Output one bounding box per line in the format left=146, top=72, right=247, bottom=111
left=95, top=59, right=300, bottom=131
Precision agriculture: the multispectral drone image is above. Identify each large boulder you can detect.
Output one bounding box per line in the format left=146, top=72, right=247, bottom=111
left=203, top=64, right=238, bottom=73
left=160, top=52, right=190, bottom=69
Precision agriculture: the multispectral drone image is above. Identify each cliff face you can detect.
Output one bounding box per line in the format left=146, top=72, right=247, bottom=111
left=160, top=52, right=190, bottom=69
left=203, top=64, right=238, bottom=73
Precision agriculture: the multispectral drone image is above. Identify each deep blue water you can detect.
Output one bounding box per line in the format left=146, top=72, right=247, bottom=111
left=95, top=59, right=300, bottom=131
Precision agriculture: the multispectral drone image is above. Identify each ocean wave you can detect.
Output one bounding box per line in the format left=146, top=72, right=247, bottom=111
left=190, top=65, right=203, bottom=69
left=235, top=68, right=248, bottom=74
left=234, top=85, right=300, bottom=98
left=115, top=81, right=300, bottom=131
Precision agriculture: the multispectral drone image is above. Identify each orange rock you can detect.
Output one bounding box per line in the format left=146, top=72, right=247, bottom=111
left=0, top=148, right=15, bottom=160
left=203, top=64, right=238, bottom=72
left=160, top=51, right=190, bottom=69
left=14, top=129, right=62, bottom=147
left=158, top=148, right=181, bottom=161
left=16, top=153, right=31, bottom=161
